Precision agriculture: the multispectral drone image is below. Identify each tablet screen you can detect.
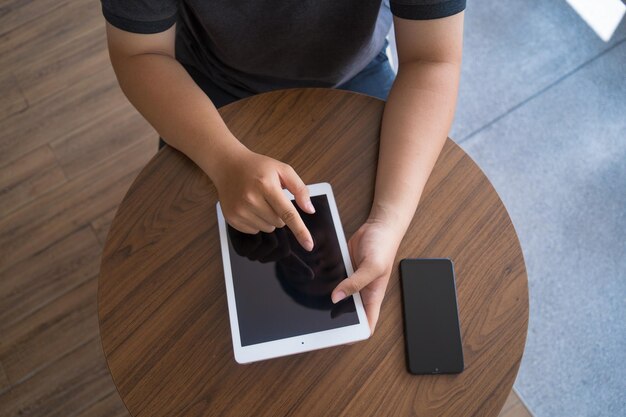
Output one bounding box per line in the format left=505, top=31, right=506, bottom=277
left=226, top=194, right=359, bottom=346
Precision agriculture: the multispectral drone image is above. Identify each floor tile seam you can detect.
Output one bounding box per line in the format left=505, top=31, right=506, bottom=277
left=457, top=37, right=626, bottom=146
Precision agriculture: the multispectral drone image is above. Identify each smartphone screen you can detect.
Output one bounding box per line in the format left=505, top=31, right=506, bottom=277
left=399, top=258, right=464, bottom=374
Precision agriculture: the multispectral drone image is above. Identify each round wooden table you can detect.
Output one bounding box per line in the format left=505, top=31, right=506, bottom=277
left=98, top=88, right=529, bottom=417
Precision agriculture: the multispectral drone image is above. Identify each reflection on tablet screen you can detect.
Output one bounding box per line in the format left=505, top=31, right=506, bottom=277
left=226, top=194, right=359, bottom=346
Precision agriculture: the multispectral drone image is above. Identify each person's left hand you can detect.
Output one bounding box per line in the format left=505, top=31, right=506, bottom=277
left=331, top=217, right=403, bottom=334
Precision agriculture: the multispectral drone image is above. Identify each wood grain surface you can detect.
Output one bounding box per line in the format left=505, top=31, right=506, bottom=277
left=98, top=88, right=529, bottom=417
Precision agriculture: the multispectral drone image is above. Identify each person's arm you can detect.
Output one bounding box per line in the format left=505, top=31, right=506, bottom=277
left=105, top=23, right=315, bottom=250
left=371, top=12, right=464, bottom=235
left=331, top=12, right=464, bottom=332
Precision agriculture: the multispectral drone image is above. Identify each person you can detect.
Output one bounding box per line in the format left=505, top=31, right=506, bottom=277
left=101, top=0, right=466, bottom=334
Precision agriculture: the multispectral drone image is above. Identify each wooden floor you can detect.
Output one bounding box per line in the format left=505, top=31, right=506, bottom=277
left=0, top=1, right=533, bottom=416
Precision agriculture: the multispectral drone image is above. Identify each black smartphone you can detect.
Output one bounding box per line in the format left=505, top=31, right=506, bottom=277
left=399, top=258, right=464, bottom=374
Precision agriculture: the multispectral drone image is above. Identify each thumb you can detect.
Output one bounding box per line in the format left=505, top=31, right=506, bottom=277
left=332, top=266, right=373, bottom=303
left=278, top=164, right=315, bottom=214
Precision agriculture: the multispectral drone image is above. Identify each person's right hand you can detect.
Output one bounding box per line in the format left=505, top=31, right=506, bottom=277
left=212, top=147, right=316, bottom=251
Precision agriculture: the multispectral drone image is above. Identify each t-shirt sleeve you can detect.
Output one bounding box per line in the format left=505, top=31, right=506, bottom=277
left=101, top=0, right=178, bottom=34
left=390, top=0, right=466, bottom=20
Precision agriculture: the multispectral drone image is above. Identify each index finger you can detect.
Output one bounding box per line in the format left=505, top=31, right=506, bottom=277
left=265, top=187, right=314, bottom=251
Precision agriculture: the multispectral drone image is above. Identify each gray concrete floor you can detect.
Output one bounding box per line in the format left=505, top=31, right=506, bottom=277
left=449, top=1, right=626, bottom=416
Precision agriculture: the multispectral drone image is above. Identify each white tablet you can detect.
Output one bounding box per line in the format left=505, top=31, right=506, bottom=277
left=216, top=182, right=370, bottom=364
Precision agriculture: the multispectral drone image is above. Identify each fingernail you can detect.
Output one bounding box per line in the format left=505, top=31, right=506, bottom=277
left=332, top=291, right=346, bottom=304
left=304, top=239, right=314, bottom=251
left=305, top=201, right=315, bottom=213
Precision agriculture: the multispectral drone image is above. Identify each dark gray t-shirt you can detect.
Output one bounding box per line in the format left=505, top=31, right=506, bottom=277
left=101, top=0, right=465, bottom=98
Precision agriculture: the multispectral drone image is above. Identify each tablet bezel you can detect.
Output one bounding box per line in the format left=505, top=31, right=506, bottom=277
left=216, top=182, right=371, bottom=364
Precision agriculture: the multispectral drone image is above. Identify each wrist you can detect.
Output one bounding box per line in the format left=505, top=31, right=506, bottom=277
left=368, top=201, right=410, bottom=239
left=197, top=133, right=248, bottom=183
